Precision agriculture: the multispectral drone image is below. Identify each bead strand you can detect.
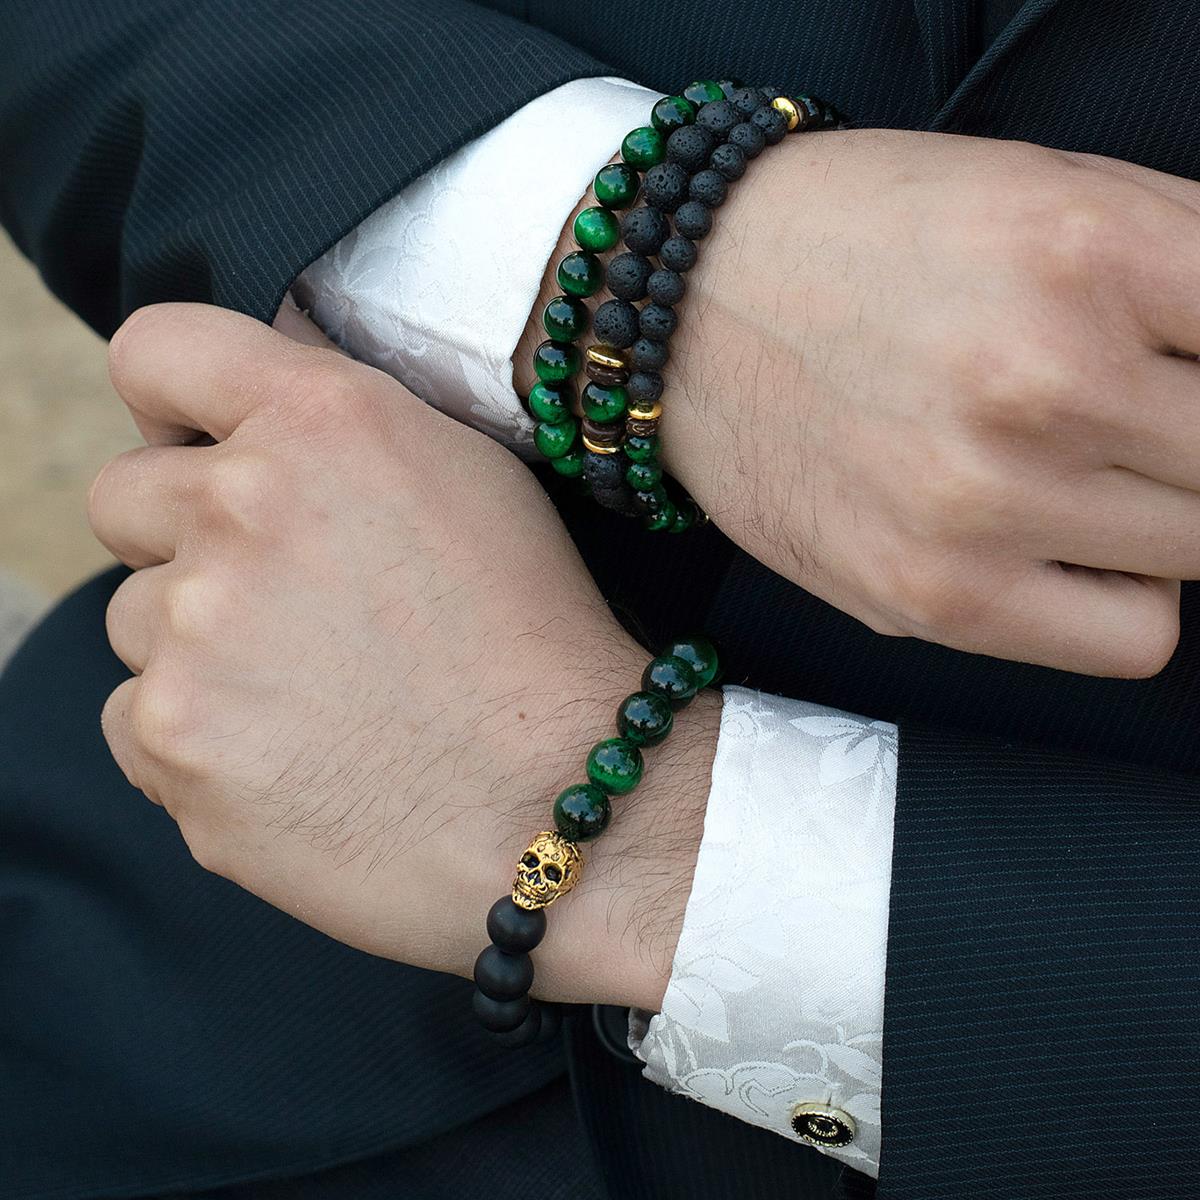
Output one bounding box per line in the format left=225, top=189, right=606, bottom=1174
left=471, top=637, right=721, bottom=1047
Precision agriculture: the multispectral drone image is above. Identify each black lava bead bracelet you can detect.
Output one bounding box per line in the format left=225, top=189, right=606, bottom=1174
left=471, top=637, right=720, bottom=1046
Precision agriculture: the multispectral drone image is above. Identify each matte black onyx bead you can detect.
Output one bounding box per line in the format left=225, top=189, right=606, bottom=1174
left=621, top=206, right=670, bottom=256
left=473, top=945, right=534, bottom=1001
left=689, top=169, right=728, bottom=209
left=593, top=299, right=640, bottom=349
left=607, top=252, right=653, bottom=301
left=639, top=303, right=677, bottom=342
left=628, top=370, right=664, bottom=404
left=729, top=86, right=762, bottom=116
left=489, top=1002, right=543, bottom=1048
left=710, top=142, right=747, bottom=181
left=486, top=896, right=547, bottom=953
left=472, top=989, right=532, bottom=1032
left=674, top=201, right=713, bottom=241
left=536, top=1002, right=563, bottom=1042
left=642, top=162, right=690, bottom=213
left=665, top=125, right=715, bottom=173
left=658, top=235, right=698, bottom=273
left=696, top=99, right=739, bottom=138
left=728, top=121, right=766, bottom=159
left=752, top=104, right=789, bottom=145
left=642, top=654, right=700, bottom=709
left=631, top=337, right=669, bottom=371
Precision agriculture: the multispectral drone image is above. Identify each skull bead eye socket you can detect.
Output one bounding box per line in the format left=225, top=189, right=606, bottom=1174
left=544, top=864, right=563, bottom=883
left=522, top=853, right=540, bottom=869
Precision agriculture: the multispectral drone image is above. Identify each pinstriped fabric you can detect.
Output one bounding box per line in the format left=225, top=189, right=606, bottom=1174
left=880, top=729, right=1200, bottom=1199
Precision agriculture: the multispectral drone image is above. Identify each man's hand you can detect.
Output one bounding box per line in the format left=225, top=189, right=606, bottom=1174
left=519, top=129, right=1200, bottom=677
left=89, top=303, right=719, bottom=1011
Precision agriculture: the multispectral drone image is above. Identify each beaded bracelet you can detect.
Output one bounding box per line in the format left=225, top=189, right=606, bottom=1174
left=527, top=79, right=841, bottom=532
left=472, top=636, right=720, bottom=1047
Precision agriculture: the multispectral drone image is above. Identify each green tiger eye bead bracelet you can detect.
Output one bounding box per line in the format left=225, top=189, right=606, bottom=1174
left=472, top=636, right=720, bottom=1047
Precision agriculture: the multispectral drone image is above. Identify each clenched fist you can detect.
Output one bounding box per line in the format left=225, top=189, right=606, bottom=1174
left=89, top=303, right=719, bottom=1011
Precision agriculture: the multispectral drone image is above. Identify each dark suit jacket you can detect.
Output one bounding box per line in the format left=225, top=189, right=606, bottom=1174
left=2, top=3, right=1199, bottom=1199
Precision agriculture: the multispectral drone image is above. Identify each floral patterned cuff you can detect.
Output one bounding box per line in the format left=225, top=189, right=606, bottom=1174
left=629, top=686, right=897, bottom=1178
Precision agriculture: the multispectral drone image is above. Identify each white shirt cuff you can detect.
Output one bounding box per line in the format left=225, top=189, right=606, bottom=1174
left=629, top=687, right=897, bottom=1178
left=292, top=75, right=657, bottom=456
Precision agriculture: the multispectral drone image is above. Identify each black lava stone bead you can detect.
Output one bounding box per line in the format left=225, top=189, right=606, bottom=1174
left=583, top=450, right=628, bottom=491
left=647, top=268, right=685, bottom=306
left=729, top=86, right=761, bottom=116
left=752, top=104, right=789, bottom=145
left=472, top=989, right=532, bottom=1033
left=710, top=142, right=747, bottom=181
left=674, top=200, right=713, bottom=240
left=607, top=251, right=653, bottom=301
left=642, top=161, right=690, bottom=213
left=665, top=125, right=716, bottom=174
left=473, top=945, right=534, bottom=1001
left=689, top=168, right=728, bottom=208
left=593, top=298, right=640, bottom=349
left=621, top=205, right=670, bottom=256
left=628, top=370, right=664, bottom=403
left=640, top=303, right=678, bottom=342
left=728, top=121, right=766, bottom=159
left=658, top=235, right=698, bottom=273
left=758, top=85, right=785, bottom=103
left=631, top=337, right=670, bottom=371
left=696, top=99, right=739, bottom=138
left=486, top=896, right=547, bottom=953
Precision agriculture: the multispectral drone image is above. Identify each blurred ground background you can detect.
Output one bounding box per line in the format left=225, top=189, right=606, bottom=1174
left=0, top=232, right=138, bottom=664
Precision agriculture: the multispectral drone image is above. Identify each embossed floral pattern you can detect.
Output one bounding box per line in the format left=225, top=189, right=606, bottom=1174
left=631, top=688, right=898, bottom=1177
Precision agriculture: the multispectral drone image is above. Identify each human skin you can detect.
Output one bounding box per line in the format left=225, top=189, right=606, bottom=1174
left=88, top=302, right=720, bottom=1013
left=516, top=129, right=1200, bottom=677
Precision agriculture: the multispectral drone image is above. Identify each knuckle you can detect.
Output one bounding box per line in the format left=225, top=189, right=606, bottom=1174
left=128, top=673, right=195, bottom=765
left=199, top=453, right=280, bottom=531
left=162, top=572, right=229, bottom=643
left=951, top=339, right=1086, bottom=435
left=107, top=304, right=184, bottom=393
left=1027, top=192, right=1126, bottom=288
left=882, top=553, right=986, bottom=639
left=286, top=362, right=390, bottom=440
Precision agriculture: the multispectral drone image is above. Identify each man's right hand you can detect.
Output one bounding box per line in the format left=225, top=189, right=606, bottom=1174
left=525, top=129, right=1200, bottom=676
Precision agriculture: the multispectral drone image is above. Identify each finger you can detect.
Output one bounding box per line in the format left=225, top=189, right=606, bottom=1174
left=1035, top=465, right=1200, bottom=579
left=100, top=677, right=160, bottom=802
left=1108, top=355, right=1200, bottom=492
left=109, top=303, right=313, bottom=444
left=105, top=564, right=172, bottom=674
left=927, top=563, right=1179, bottom=678
left=88, top=444, right=205, bottom=567
left=273, top=292, right=344, bottom=353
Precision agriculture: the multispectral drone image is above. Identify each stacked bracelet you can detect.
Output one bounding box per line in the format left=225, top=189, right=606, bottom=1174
left=472, top=636, right=720, bottom=1047
left=527, top=79, right=841, bottom=532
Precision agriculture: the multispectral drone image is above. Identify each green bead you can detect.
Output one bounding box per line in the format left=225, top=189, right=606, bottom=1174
left=582, top=381, right=628, bottom=423
left=573, top=206, right=621, bottom=253
left=621, top=125, right=666, bottom=170
left=593, top=162, right=640, bottom=210
left=637, top=482, right=669, bottom=510
left=616, top=690, right=674, bottom=747
left=528, top=381, right=573, bottom=424
left=651, top=95, right=696, bottom=133
left=668, top=506, right=696, bottom=533
left=663, top=636, right=720, bottom=688
left=542, top=294, right=589, bottom=341
left=625, top=460, right=663, bottom=490
left=533, top=339, right=580, bottom=385
left=534, top=418, right=578, bottom=459
left=683, top=80, right=725, bottom=106
left=624, top=434, right=660, bottom=464
left=586, top=737, right=644, bottom=795
left=553, top=782, right=612, bottom=842
left=550, top=447, right=585, bottom=478
left=643, top=499, right=677, bottom=532
left=557, top=251, right=603, bottom=298
left=641, top=654, right=699, bottom=708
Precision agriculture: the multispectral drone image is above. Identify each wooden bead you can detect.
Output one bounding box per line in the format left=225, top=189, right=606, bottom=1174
left=626, top=416, right=660, bottom=438
left=582, top=418, right=624, bottom=451
left=585, top=360, right=629, bottom=387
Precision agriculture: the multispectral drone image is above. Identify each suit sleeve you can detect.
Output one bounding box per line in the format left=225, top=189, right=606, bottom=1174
left=0, top=0, right=606, bottom=336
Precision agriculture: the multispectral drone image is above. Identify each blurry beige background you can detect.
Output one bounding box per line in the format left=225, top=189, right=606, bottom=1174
left=0, top=231, right=138, bottom=663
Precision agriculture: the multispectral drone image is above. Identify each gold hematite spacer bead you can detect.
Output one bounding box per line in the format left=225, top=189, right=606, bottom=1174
left=586, top=344, right=627, bottom=370
left=772, top=95, right=801, bottom=131
left=628, top=401, right=663, bottom=422
left=582, top=434, right=621, bottom=454
left=512, top=831, right=585, bottom=910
